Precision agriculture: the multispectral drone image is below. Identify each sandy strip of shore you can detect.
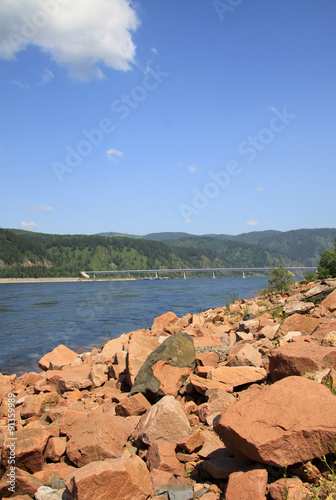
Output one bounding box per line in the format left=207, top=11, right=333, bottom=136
left=0, top=277, right=137, bottom=284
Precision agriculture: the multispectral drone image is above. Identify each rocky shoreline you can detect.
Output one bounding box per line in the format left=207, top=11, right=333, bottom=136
left=1, top=279, right=336, bottom=499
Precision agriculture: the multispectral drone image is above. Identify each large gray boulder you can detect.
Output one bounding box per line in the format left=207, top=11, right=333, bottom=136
left=130, top=332, right=195, bottom=403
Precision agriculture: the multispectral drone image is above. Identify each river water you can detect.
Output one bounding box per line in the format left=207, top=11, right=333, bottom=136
left=0, top=277, right=272, bottom=375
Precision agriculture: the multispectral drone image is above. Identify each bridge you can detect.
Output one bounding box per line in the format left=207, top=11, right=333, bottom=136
left=82, top=266, right=317, bottom=279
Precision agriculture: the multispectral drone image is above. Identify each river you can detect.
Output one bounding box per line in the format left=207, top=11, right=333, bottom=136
left=0, top=277, right=272, bottom=375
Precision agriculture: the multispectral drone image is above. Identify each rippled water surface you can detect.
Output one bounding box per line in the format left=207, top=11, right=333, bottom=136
left=0, top=277, right=270, bottom=375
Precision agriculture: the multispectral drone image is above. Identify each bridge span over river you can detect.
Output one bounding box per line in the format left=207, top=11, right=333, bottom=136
left=82, top=266, right=317, bottom=279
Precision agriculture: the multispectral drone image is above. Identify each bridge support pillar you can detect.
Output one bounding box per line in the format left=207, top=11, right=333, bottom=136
left=213, top=271, right=216, bottom=279
left=183, top=271, right=187, bottom=279
left=155, top=272, right=158, bottom=279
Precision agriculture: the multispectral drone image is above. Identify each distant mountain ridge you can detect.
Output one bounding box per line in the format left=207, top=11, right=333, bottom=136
left=98, top=228, right=336, bottom=267
left=0, top=227, right=311, bottom=279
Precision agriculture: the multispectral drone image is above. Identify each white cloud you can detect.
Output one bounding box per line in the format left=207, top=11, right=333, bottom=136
left=11, top=79, right=30, bottom=89
left=254, top=186, right=264, bottom=192
left=24, top=204, right=53, bottom=213
left=187, top=166, right=198, bottom=174
left=21, top=221, right=39, bottom=231
left=186, top=218, right=194, bottom=224
left=0, top=0, right=140, bottom=81
left=246, top=220, right=260, bottom=227
left=151, top=48, right=158, bottom=55
left=130, top=199, right=136, bottom=204
left=106, top=148, right=123, bottom=161
left=40, top=68, right=54, bottom=85
left=268, top=106, right=278, bottom=112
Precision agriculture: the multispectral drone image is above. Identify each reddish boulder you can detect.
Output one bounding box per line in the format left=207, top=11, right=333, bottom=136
left=63, top=411, right=135, bottom=466
left=137, top=395, right=191, bottom=445
left=151, top=311, right=180, bottom=334
left=189, top=373, right=233, bottom=394
left=258, top=324, right=280, bottom=340
left=65, top=455, right=154, bottom=500
left=209, top=366, right=267, bottom=389
left=2, top=427, right=49, bottom=473
left=115, top=392, right=151, bottom=417
left=197, top=388, right=236, bottom=423
left=151, top=360, right=192, bottom=397
left=46, top=364, right=92, bottom=393
left=177, top=430, right=205, bottom=453
left=33, top=462, right=76, bottom=485
left=269, top=342, right=336, bottom=382
left=225, top=467, right=268, bottom=500
left=281, top=314, right=320, bottom=336
left=195, top=351, right=219, bottom=368
left=146, top=440, right=183, bottom=474
left=0, top=373, right=14, bottom=396
left=100, top=333, right=129, bottom=361
left=44, top=436, right=67, bottom=462
left=0, top=467, right=44, bottom=498
left=39, top=344, right=78, bottom=370
left=20, top=392, right=59, bottom=419
left=150, top=469, right=178, bottom=488
left=225, top=344, right=262, bottom=368
left=126, top=329, right=159, bottom=387
left=214, top=376, right=336, bottom=466
left=320, top=288, right=336, bottom=312
left=283, top=301, right=315, bottom=315
left=268, top=478, right=307, bottom=500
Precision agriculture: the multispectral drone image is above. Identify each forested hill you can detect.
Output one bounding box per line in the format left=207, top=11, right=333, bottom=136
left=0, top=228, right=301, bottom=278
left=142, top=228, right=336, bottom=267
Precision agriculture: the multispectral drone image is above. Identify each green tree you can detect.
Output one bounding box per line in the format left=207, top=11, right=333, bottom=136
left=318, top=241, right=336, bottom=278
left=267, top=264, right=294, bottom=293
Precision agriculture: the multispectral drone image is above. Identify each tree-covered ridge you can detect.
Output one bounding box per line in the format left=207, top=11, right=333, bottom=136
left=161, top=236, right=302, bottom=268
left=141, top=228, right=336, bottom=267
left=0, top=228, right=301, bottom=278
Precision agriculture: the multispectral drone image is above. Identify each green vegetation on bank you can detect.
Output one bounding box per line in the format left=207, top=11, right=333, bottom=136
left=0, top=227, right=306, bottom=279
left=317, top=241, right=336, bottom=279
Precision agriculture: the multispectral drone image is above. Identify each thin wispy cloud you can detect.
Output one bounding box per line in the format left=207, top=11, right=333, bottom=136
left=268, top=106, right=278, bottom=112
left=106, top=149, right=123, bottom=162
left=21, top=221, right=39, bottom=231
left=255, top=186, right=264, bottom=192
left=246, top=220, right=260, bottom=227
left=151, top=48, right=158, bottom=55
left=11, top=79, right=30, bottom=89
left=187, top=166, right=198, bottom=174
left=24, top=204, right=53, bottom=213
left=0, top=0, right=140, bottom=82
left=40, top=69, right=54, bottom=85
left=187, top=218, right=194, bottom=224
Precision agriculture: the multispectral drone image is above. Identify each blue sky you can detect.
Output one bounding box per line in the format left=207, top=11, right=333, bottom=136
left=0, top=0, right=335, bottom=236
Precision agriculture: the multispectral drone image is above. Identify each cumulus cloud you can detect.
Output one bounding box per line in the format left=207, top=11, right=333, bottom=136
left=25, top=204, right=53, bottom=213
left=246, top=220, right=260, bottom=227
left=21, top=221, right=39, bottom=231
left=0, top=0, right=140, bottom=81
left=107, top=148, right=123, bottom=161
